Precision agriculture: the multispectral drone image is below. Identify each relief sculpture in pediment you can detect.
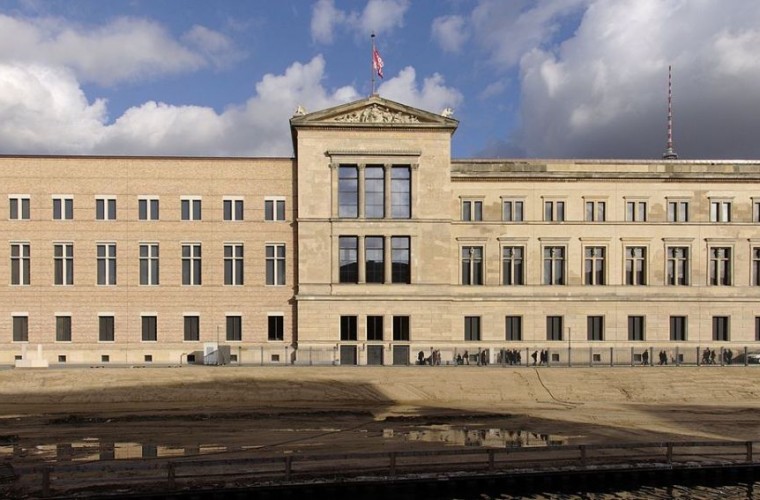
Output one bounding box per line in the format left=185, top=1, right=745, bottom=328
left=332, top=104, right=420, bottom=124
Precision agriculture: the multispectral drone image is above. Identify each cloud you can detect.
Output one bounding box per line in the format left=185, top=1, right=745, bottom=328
left=311, top=0, right=409, bottom=44
left=431, top=15, right=469, bottom=53
left=310, top=0, right=346, bottom=44
left=378, top=66, right=463, bottom=115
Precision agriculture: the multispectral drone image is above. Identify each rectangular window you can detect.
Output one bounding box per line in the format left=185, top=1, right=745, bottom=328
left=138, top=198, right=159, bottom=220
left=365, top=236, right=384, bottom=283
left=461, top=200, right=483, bottom=221
left=99, top=316, right=115, bottom=342
left=393, top=316, right=410, bottom=341
left=710, top=201, right=731, bottom=222
left=340, top=315, right=357, bottom=341
left=546, top=316, right=563, bottom=341
left=506, top=316, right=522, bottom=341
left=670, top=316, right=687, bottom=341
left=754, top=202, right=760, bottom=223
left=756, top=317, right=760, bottom=342
left=625, top=201, right=647, bottom=222
left=268, top=315, right=284, bottom=341
left=224, top=244, right=244, bottom=285
left=95, top=197, right=116, bottom=220
left=391, top=236, right=411, bottom=284
left=96, top=243, right=117, bottom=286
left=544, top=200, right=565, bottom=222
left=184, top=316, right=200, bottom=341
left=502, top=200, right=524, bottom=222
left=543, top=246, right=566, bottom=285
left=625, top=247, right=647, bottom=285
left=587, top=316, right=604, bottom=341
left=666, top=247, right=689, bottom=285
left=339, top=236, right=358, bottom=283
left=223, top=198, right=244, bottom=221
left=182, top=244, right=202, bottom=285
left=9, top=196, right=30, bottom=220
left=502, top=246, right=524, bottom=285
left=708, top=247, right=731, bottom=285
left=365, top=165, right=385, bottom=218
left=712, top=316, right=729, bottom=341
left=367, top=315, right=383, bottom=341
left=754, top=248, right=760, bottom=286
left=264, top=198, right=286, bottom=221
left=464, top=316, right=481, bottom=341
left=461, top=246, right=484, bottom=285
left=10, top=243, right=30, bottom=285
left=391, top=165, right=411, bottom=219
left=142, top=316, right=157, bottom=342
left=265, top=244, right=285, bottom=285
left=54, top=243, right=74, bottom=285
left=12, top=316, right=28, bottom=342
left=338, top=165, right=359, bottom=218
left=181, top=198, right=202, bottom=221
left=584, top=247, right=606, bottom=285
left=226, top=316, right=242, bottom=341
left=667, top=201, right=689, bottom=222
left=56, top=316, right=72, bottom=342
left=585, top=201, right=606, bottom=222
left=628, top=316, right=645, bottom=341
left=139, top=244, right=159, bottom=285
left=53, top=197, right=73, bottom=220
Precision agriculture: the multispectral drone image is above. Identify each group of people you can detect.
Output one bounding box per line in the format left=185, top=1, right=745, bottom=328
left=497, top=349, right=522, bottom=365
left=531, top=350, right=549, bottom=366
left=701, top=347, right=733, bottom=365
left=417, top=348, right=442, bottom=365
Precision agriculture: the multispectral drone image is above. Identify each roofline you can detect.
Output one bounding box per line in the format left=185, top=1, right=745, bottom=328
left=452, top=158, right=760, bottom=164
left=0, top=154, right=295, bottom=161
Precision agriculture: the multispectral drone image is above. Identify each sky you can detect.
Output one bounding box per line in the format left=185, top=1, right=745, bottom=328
left=1, top=0, right=760, bottom=160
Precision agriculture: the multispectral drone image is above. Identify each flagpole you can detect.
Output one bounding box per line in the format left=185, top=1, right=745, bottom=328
left=370, top=33, right=376, bottom=96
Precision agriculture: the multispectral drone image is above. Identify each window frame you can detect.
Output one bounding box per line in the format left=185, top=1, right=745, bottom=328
left=224, top=243, right=244, bottom=286
left=501, top=246, right=525, bottom=285
left=587, top=315, right=604, bottom=341
left=464, top=316, right=481, bottom=342
left=183, top=315, right=200, bottom=342
left=55, top=314, right=72, bottom=342
left=712, top=316, right=730, bottom=342
left=226, top=315, right=242, bottom=342
left=340, top=315, right=358, bottom=341
left=12, top=314, right=28, bottom=342
left=546, top=316, right=563, bottom=341
left=138, top=197, right=160, bottom=221
left=52, top=196, right=74, bottom=220
left=180, top=197, right=202, bottom=221
left=223, top=197, right=244, bottom=221
left=624, top=246, right=647, bottom=286
left=461, top=245, right=484, bottom=285
left=365, top=236, right=385, bottom=284
left=583, top=246, right=606, bottom=285
left=181, top=243, right=202, bottom=286
left=584, top=199, right=606, bottom=222
left=461, top=199, right=483, bottom=222
left=9, top=195, right=31, bottom=220
left=268, top=314, right=284, bottom=341
left=666, top=199, right=690, bottom=222
left=139, top=243, right=160, bottom=286
left=666, top=246, right=690, bottom=286
left=708, top=246, right=732, bottom=286
left=392, top=316, right=410, bottom=341
left=95, top=196, right=117, bottom=221
left=367, top=315, right=384, bottom=341
left=53, top=242, right=74, bottom=286
left=502, top=198, right=524, bottom=222
left=98, top=314, right=115, bottom=342
left=339, top=236, right=359, bottom=284
left=709, top=199, right=732, bottom=223
left=264, top=197, right=286, bottom=221
left=670, top=315, right=687, bottom=341
left=505, top=315, right=522, bottom=341
left=625, top=199, right=648, bottom=222
left=96, top=243, right=117, bottom=286
left=10, top=242, right=30, bottom=286
left=265, top=243, right=286, bottom=286
left=543, top=245, right=566, bottom=285
left=628, top=315, right=645, bottom=341
left=543, top=199, right=566, bottom=222
left=141, top=315, right=158, bottom=342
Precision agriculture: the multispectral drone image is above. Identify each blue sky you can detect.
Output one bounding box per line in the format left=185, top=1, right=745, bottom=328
left=1, top=0, right=760, bottom=159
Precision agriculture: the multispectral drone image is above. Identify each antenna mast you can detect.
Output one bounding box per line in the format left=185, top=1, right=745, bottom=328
left=663, top=65, right=678, bottom=160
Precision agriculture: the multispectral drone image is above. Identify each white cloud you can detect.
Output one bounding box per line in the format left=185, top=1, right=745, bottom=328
left=378, top=66, right=463, bottom=115
left=182, top=25, right=244, bottom=70
left=431, top=15, right=469, bottom=53
left=311, top=0, right=346, bottom=44
left=311, top=0, right=409, bottom=44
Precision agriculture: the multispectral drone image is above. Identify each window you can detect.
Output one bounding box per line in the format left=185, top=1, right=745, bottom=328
left=710, top=200, right=731, bottom=222
left=138, top=198, right=159, bottom=220
left=754, top=201, right=760, bottom=223
left=265, top=198, right=286, bottom=221
left=625, top=201, right=647, bottom=222
left=95, top=197, right=116, bottom=220
left=96, top=243, right=117, bottom=285
left=224, top=244, right=244, bottom=285
left=502, top=247, right=524, bottom=285
left=670, top=316, right=687, bottom=341
left=753, top=248, right=760, bottom=286
left=12, top=316, right=28, bottom=342
left=464, top=316, right=481, bottom=341
left=544, top=200, right=565, bottom=222
left=585, top=201, right=606, bottom=222
left=268, top=315, right=284, bottom=341
left=543, top=246, right=565, bottom=285
left=53, top=197, right=73, bottom=220
left=391, top=236, right=411, bottom=284
left=628, top=316, right=645, bottom=341
left=223, top=198, right=244, bottom=221
left=584, top=247, right=606, bottom=285
left=367, top=316, right=383, bottom=341
left=365, top=165, right=385, bottom=218
left=340, top=315, right=357, bottom=341
left=625, top=247, right=647, bottom=285
left=184, top=316, right=199, bottom=341
left=99, top=316, right=114, bottom=342
left=226, top=316, right=242, bottom=341
left=587, top=316, right=604, bottom=341
left=461, top=246, right=484, bottom=285
left=265, top=244, right=285, bottom=285
left=182, top=244, right=202, bottom=285
left=712, top=316, right=729, bottom=341
left=506, top=316, right=522, bottom=341
left=502, top=200, right=524, bottom=222
left=56, top=316, right=71, bottom=342
left=139, top=244, right=159, bottom=285
left=338, top=165, right=359, bottom=218
left=393, top=316, right=410, bottom=341
left=391, top=166, right=411, bottom=219
left=666, top=247, right=689, bottom=285
left=54, top=243, right=74, bottom=285
left=462, top=200, right=483, bottom=221
left=339, top=237, right=358, bottom=283
left=10, top=243, right=30, bottom=285
left=708, top=247, right=731, bottom=285
left=365, top=236, right=384, bottom=283
left=546, top=316, right=563, bottom=341
left=9, top=196, right=30, bottom=220
left=667, top=200, right=689, bottom=222
left=181, top=198, right=202, bottom=221
left=756, top=317, right=760, bottom=341
left=142, top=316, right=157, bottom=342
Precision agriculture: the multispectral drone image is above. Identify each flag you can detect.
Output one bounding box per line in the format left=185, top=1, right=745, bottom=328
left=373, top=47, right=384, bottom=79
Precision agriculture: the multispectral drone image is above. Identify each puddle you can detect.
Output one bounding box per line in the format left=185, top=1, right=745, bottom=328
left=386, top=425, right=567, bottom=448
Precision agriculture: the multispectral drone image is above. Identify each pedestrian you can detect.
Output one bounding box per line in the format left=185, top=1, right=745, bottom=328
left=531, top=350, right=538, bottom=366
left=463, top=350, right=469, bottom=365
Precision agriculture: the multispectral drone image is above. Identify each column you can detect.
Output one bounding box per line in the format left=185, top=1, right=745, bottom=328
left=358, top=235, right=366, bottom=283
left=357, top=163, right=366, bottom=218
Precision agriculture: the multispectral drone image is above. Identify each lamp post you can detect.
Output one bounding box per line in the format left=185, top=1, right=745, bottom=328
left=567, top=327, right=571, bottom=367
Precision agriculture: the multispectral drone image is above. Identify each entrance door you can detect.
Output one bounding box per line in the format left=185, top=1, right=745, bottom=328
left=367, top=345, right=384, bottom=365
left=392, top=345, right=410, bottom=366
left=340, top=345, right=357, bottom=365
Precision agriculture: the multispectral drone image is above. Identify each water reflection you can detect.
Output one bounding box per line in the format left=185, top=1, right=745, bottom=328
left=387, top=425, right=567, bottom=448
left=471, top=482, right=759, bottom=499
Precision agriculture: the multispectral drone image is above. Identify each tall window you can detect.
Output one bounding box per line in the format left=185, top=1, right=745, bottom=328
left=338, top=165, right=359, bottom=218
left=461, top=246, right=484, bottom=285
left=10, top=243, right=30, bottom=285
left=339, top=236, right=358, bottom=283
left=391, top=236, right=410, bottom=284
left=587, top=316, right=604, bottom=341
left=226, top=316, right=242, bottom=341
left=543, top=246, right=565, bottom=285
left=666, top=247, right=689, bottom=285
left=96, top=243, right=117, bottom=285
left=365, top=236, right=384, bottom=283
left=506, top=316, right=522, bottom=341
left=53, top=197, right=73, bottom=220
left=544, top=200, right=565, bottom=222
left=710, top=200, right=731, bottom=222
left=585, top=201, right=606, bottom=222
left=393, top=316, right=410, bottom=341
left=584, top=247, right=605, bottom=285
left=628, top=316, right=645, bottom=341
left=365, top=166, right=385, bottom=218
left=224, top=244, right=244, bottom=285
left=391, top=166, right=411, bottom=219
left=754, top=201, right=760, bottom=223
left=139, top=244, right=159, bottom=285
left=667, top=200, right=689, bottom=222
left=503, top=200, right=524, bottom=222
left=502, top=246, right=524, bottom=285
left=546, top=316, right=563, bottom=341
left=670, top=316, right=687, bottom=341
left=181, top=198, right=202, bottom=221
left=264, top=198, right=286, bottom=221
left=464, top=316, right=481, bottom=341
left=182, top=244, right=202, bottom=285
left=461, top=200, right=483, bottom=221
left=95, top=197, right=116, bottom=220
left=340, top=315, right=357, bottom=341
left=138, top=198, right=159, bottom=220
left=756, top=317, right=760, bottom=342
left=708, top=247, right=731, bottom=285
left=268, top=315, right=284, bottom=341
left=625, top=201, right=647, bottom=222
left=184, top=316, right=200, bottom=341
left=712, top=316, right=729, bottom=341
left=54, top=243, right=74, bottom=285
left=99, top=316, right=115, bottom=342
left=56, top=316, right=72, bottom=342
left=265, top=244, right=285, bottom=285
left=9, top=196, right=30, bottom=220
left=12, top=316, right=28, bottom=342
left=223, top=198, right=244, bottom=221
left=367, top=316, right=383, bottom=341
left=753, top=248, right=760, bottom=286
left=142, top=316, right=157, bottom=342
left=625, top=247, right=647, bottom=285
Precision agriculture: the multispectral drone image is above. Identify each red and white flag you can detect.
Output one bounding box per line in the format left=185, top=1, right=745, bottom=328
left=373, top=47, right=384, bottom=79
